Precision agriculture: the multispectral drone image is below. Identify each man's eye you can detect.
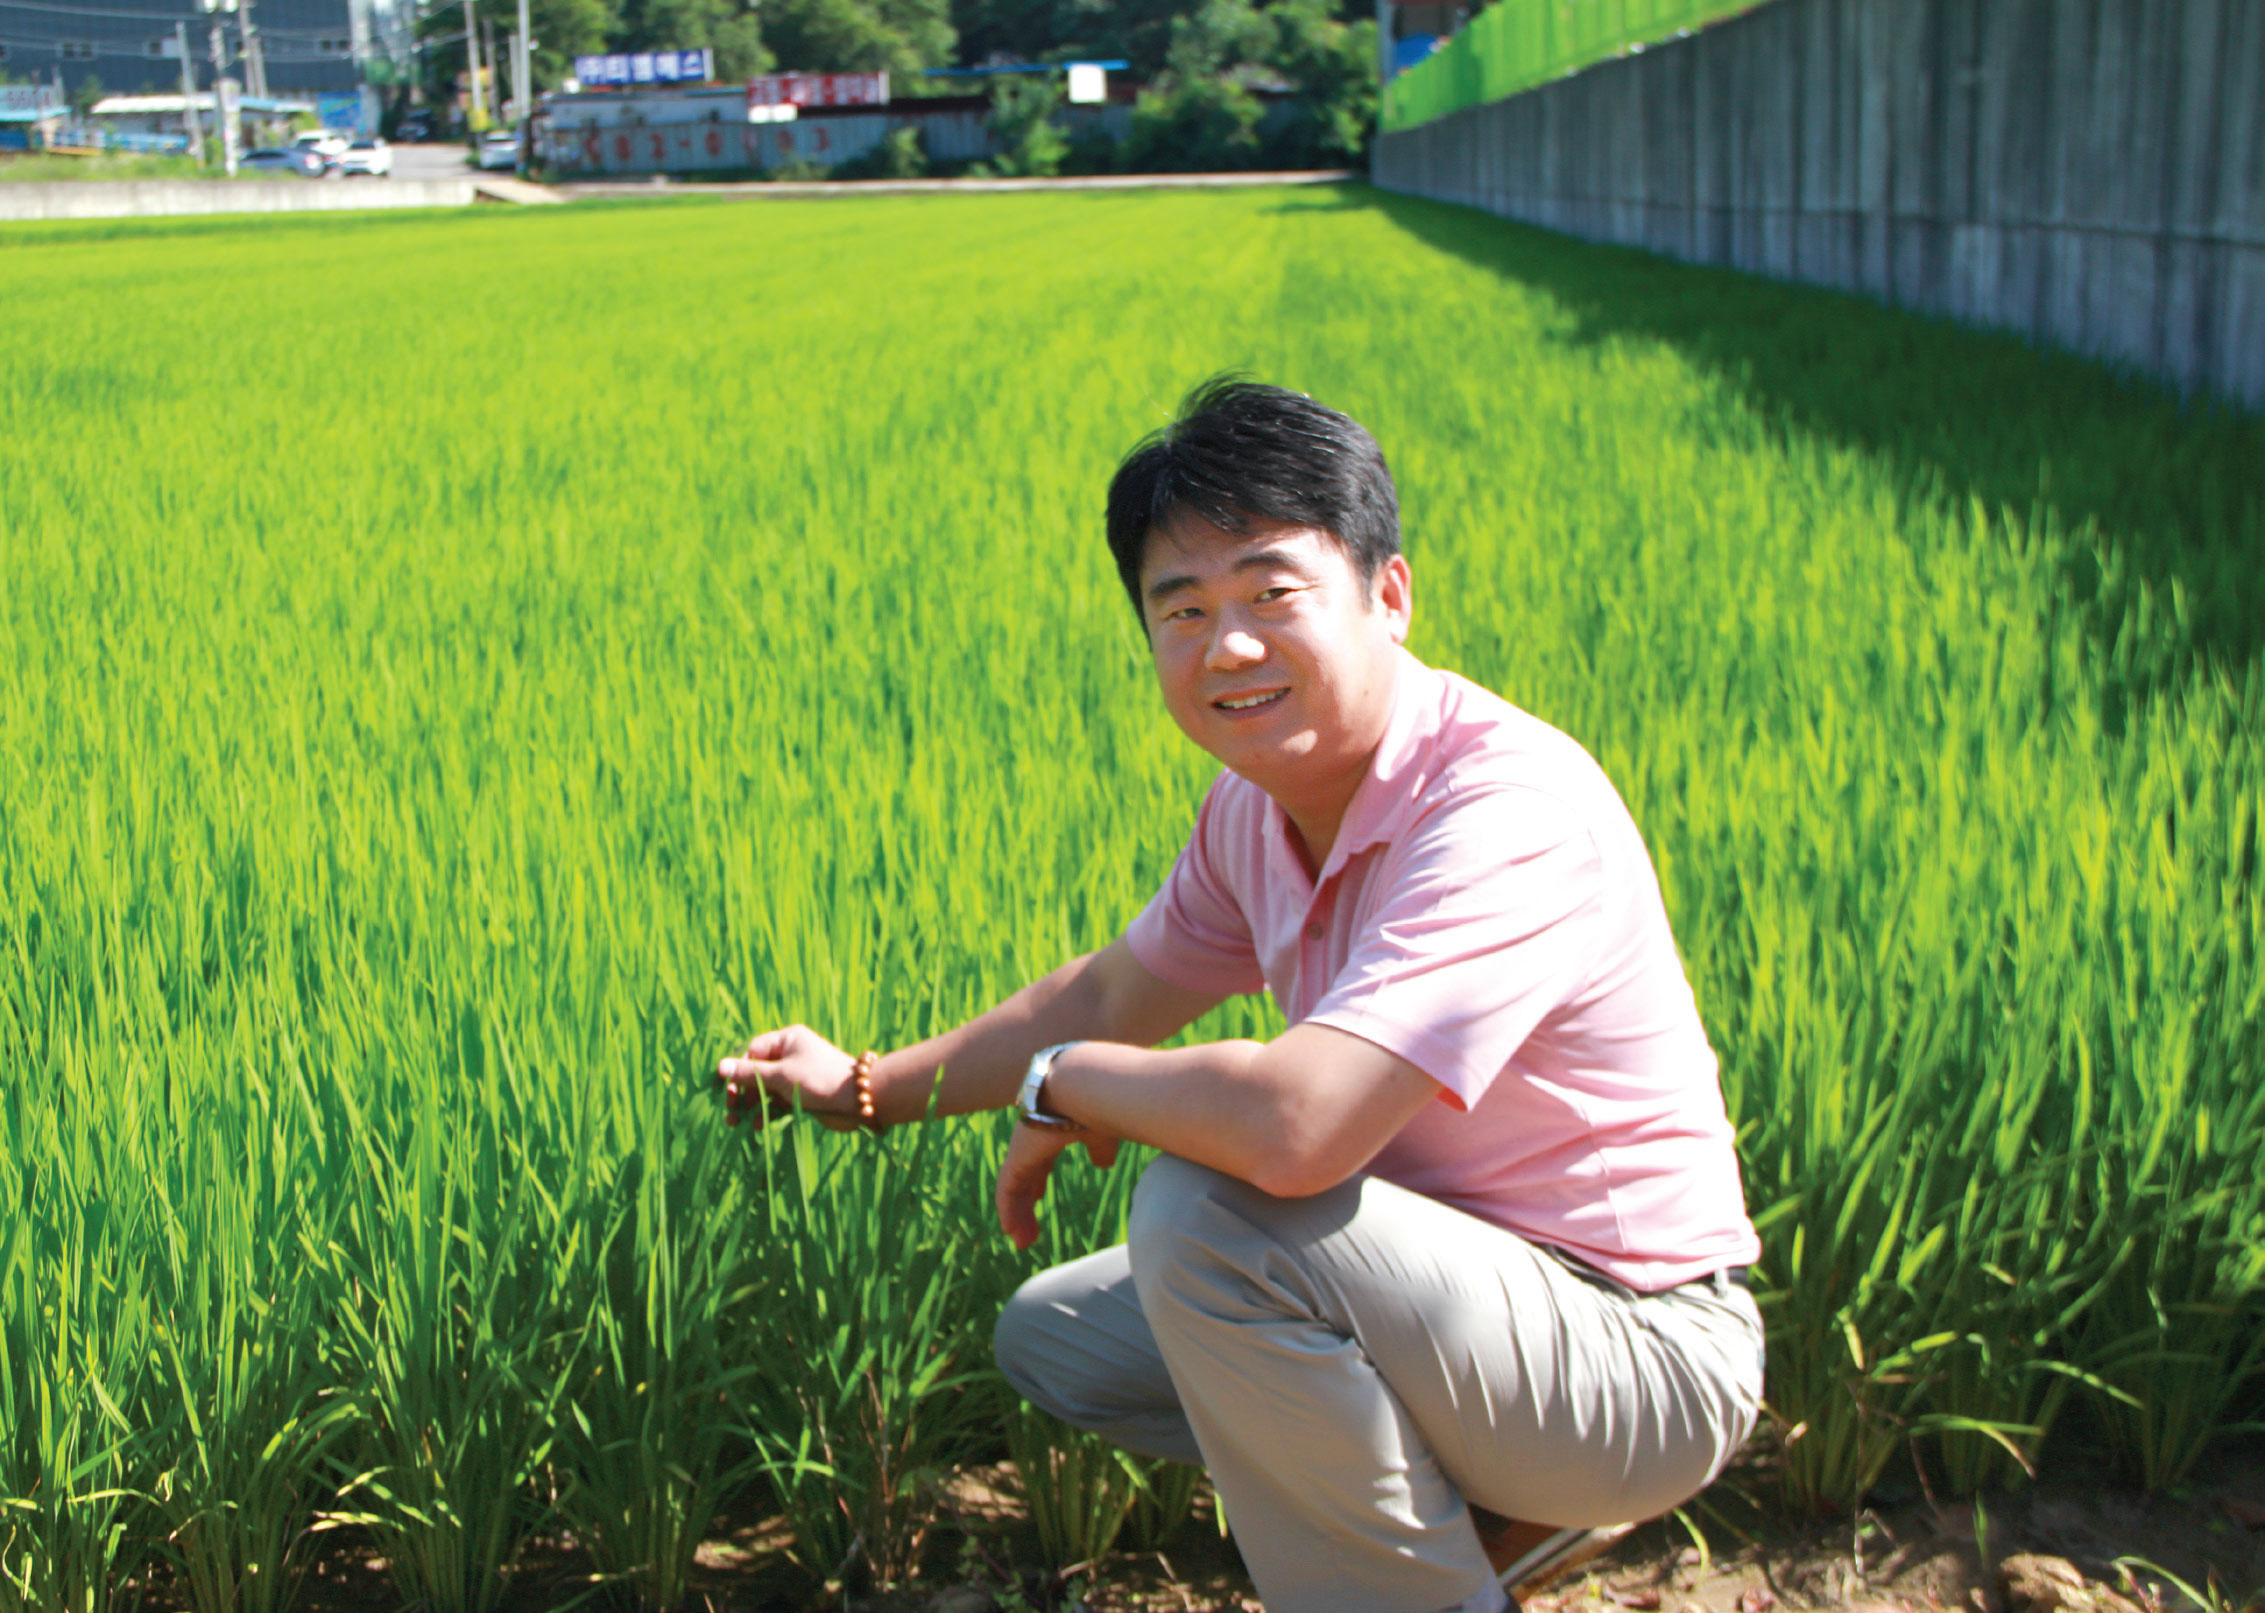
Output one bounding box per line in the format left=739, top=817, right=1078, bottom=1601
left=1256, top=586, right=1294, bottom=603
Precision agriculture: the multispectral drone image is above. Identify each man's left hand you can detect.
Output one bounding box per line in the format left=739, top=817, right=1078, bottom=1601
left=996, top=1121, right=1120, bottom=1250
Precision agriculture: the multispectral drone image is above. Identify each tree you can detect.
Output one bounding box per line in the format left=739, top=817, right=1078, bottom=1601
left=978, top=73, right=1065, bottom=174
left=69, top=72, right=104, bottom=119
left=1120, top=0, right=1376, bottom=171
left=759, top=0, right=955, bottom=73
left=951, top=0, right=1190, bottom=80
left=617, top=0, right=771, bottom=77
left=534, top=0, right=627, bottom=70
left=1258, top=0, right=1375, bottom=164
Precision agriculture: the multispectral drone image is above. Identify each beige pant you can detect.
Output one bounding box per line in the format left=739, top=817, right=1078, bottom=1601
left=994, top=1155, right=1765, bottom=1613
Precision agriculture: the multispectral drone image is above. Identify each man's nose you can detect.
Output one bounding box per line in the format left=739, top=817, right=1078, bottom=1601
left=1205, top=626, right=1265, bottom=671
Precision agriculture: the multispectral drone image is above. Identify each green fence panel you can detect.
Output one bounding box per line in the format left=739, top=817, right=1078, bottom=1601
left=1383, top=0, right=1767, bottom=132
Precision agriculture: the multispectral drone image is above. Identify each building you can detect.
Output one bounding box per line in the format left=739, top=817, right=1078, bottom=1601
left=86, top=90, right=316, bottom=151
left=0, top=81, right=66, bottom=149
left=539, top=73, right=1139, bottom=178
left=0, top=0, right=407, bottom=129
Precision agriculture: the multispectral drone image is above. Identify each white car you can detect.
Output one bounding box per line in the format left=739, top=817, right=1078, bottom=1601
left=474, top=129, right=521, bottom=170
left=336, top=137, right=392, bottom=176
left=292, top=129, right=352, bottom=166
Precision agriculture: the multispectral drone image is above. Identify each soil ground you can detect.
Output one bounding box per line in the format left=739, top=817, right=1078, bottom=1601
left=244, top=1438, right=2265, bottom=1613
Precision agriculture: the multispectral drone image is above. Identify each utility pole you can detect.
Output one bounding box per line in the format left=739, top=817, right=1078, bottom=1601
left=463, top=0, right=487, bottom=125
left=175, top=20, right=203, bottom=160
left=238, top=0, right=268, bottom=99
left=202, top=0, right=240, bottom=172
left=513, top=0, right=531, bottom=166
left=1375, top=0, right=1394, bottom=122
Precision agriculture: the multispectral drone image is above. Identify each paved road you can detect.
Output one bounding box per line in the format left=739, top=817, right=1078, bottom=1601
left=388, top=142, right=480, bottom=183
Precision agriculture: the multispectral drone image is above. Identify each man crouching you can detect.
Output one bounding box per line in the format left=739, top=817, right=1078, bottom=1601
left=720, top=378, right=1764, bottom=1613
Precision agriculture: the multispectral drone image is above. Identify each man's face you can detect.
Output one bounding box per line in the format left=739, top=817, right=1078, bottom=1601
left=1138, top=514, right=1412, bottom=798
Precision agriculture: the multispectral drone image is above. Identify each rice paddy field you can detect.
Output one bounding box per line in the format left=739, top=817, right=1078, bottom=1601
left=2, top=186, right=2261, bottom=1613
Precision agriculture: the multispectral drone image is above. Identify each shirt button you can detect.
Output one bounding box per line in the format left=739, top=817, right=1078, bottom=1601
left=1304, top=921, right=1323, bottom=941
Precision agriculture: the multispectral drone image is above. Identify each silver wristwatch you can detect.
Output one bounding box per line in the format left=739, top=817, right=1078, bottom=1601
left=1016, top=1042, right=1081, bottom=1130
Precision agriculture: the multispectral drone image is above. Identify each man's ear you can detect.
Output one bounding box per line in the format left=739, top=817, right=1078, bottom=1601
left=1372, top=554, right=1413, bottom=644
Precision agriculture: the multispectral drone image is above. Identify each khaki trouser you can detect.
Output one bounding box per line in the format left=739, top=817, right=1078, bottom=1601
left=994, top=1155, right=1765, bottom=1613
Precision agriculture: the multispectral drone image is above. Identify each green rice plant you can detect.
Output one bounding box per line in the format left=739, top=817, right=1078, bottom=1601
left=1002, top=1400, right=1145, bottom=1573
left=144, top=1267, right=353, bottom=1613
left=0, top=1024, right=161, bottom=1613
left=1123, top=1460, right=1205, bottom=1554
left=321, top=1038, right=588, bottom=1613
left=739, top=1113, right=1017, bottom=1591
left=552, top=1128, right=767, bottom=1611
left=127, top=988, right=358, bottom=1613
left=2073, top=1185, right=2265, bottom=1491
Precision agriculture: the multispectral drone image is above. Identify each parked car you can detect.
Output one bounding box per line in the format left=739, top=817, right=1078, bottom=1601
left=474, top=129, right=521, bottom=171
left=336, top=137, right=392, bottom=177
left=394, top=112, right=435, bottom=143
left=241, top=146, right=328, bottom=177
left=292, top=128, right=351, bottom=165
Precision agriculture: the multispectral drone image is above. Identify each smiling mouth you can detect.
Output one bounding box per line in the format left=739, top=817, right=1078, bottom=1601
left=1214, top=689, right=1288, bottom=712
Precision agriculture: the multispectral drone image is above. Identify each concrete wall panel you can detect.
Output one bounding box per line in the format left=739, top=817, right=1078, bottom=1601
left=1374, top=0, right=2265, bottom=407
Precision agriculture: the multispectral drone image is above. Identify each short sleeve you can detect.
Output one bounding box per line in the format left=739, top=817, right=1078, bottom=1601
left=1304, top=785, right=1605, bottom=1110
left=1123, top=776, right=1268, bottom=998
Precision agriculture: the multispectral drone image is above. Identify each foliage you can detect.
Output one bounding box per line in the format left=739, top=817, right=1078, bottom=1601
left=831, top=123, right=931, bottom=178
left=619, top=0, right=773, bottom=78
left=981, top=75, right=1069, bottom=176
left=0, top=187, right=2260, bottom=1613
left=1122, top=0, right=1377, bottom=171
left=758, top=0, right=956, bottom=74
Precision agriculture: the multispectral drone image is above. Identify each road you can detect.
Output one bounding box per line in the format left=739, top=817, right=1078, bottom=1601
left=387, top=141, right=481, bottom=183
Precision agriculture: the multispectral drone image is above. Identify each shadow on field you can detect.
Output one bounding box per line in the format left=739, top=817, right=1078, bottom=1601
left=1351, top=186, right=2265, bottom=701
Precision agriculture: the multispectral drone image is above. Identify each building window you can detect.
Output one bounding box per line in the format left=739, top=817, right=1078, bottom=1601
left=60, top=40, right=95, bottom=60
left=319, top=37, right=352, bottom=52
left=147, top=37, right=170, bottom=55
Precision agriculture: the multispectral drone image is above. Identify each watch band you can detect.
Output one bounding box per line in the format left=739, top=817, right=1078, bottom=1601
left=1017, top=1042, right=1081, bottom=1130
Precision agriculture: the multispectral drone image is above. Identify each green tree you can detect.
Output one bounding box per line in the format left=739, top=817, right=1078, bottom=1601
left=618, top=0, right=772, bottom=77
left=1258, top=0, right=1375, bottom=164
left=951, top=0, right=1189, bottom=79
left=535, top=0, right=627, bottom=72
left=759, top=0, right=954, bottom=73
left=979, top=73, right=1065, bottom=174
left=1120, top=0, right=1375, bottom=171
left=69, top=72, right=104, bottom=119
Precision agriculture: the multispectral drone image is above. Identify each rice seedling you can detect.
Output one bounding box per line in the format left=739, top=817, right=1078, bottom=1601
left=1002, top=1401, right=1146, bottom=1574
left=0, top=181, right=2258, bottom=1607
left=551, top=1117, right=767, bottom=1612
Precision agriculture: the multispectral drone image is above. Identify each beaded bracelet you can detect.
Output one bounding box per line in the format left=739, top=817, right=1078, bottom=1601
left=850, top=1050, right=883, bottom=1134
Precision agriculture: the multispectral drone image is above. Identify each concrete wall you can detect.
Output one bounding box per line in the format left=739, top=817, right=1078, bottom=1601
left=1372, top=0, right=2265, bottom=408
left=0, top=178, right=476, bottom=222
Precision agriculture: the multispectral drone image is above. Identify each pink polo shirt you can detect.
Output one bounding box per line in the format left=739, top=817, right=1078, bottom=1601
left=1124, top=650, right=1760, bottom=1292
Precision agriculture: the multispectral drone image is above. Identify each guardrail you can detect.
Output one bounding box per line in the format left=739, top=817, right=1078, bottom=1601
left=1383, top=0, right=1764, bottom=133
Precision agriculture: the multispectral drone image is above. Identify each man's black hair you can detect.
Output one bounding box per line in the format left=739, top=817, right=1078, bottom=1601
left=1105, top=377, right=1400, bottom=621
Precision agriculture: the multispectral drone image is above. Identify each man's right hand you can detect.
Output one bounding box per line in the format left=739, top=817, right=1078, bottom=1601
left=716, top=1024, right=866, bottom=1130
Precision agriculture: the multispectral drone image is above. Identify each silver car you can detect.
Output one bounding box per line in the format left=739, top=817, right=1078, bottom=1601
left=475, top=129, right=521, bottom=171
left=241, top=146, right=328, bottom=177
